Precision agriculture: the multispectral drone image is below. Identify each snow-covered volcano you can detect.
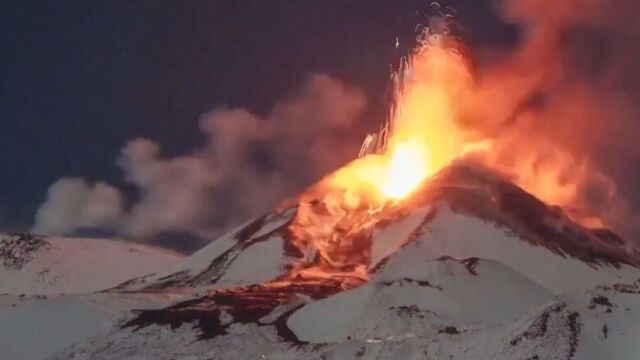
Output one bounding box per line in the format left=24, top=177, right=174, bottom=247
left=109, top=164, right=640, bottom=295
left=14, top=164, right=640, bottom=359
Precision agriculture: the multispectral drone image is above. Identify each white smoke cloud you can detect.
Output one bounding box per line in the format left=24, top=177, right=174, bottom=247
left=32, top=178, right=124, bottom=235
left=461, top=0, right=640, bottom=238
left=32, top=74, right=367, bottom=239
left=117, top=138, right=222, bottom=237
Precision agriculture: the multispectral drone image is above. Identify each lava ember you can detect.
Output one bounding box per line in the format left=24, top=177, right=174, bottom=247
left=346, top=29, right=474, bottom=203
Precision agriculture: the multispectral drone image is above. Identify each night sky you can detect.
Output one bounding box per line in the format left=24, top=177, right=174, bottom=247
left=1, top=1, right=516, bottom=238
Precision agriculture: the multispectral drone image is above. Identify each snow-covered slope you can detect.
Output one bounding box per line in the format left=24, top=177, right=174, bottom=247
left=445, top=280, right=640, bottom=360
left=387, top=205, right=640, bottom=294
left=0, top=234, right=185, bottom=360
left=51, top=260, right=640, bottom=360
left=0, top=292, right=181, bottom=360
left=288, top=257, right=553, bottom=343
left=0, top=234, right=184, bottom=295
left=29, top=164, right=640, bottom=359
left=108, top=208, right=297, bottom=293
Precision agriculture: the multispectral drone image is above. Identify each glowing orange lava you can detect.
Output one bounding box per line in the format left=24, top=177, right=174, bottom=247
left=381, top=139, right=431, bottom=199
left=339, top=32, right=474, bottom=202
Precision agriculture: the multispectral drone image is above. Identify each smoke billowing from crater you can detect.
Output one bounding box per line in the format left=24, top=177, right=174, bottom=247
left=458, top=0, right=640, bottom=239
left=33, top=75, right=367, bottom=240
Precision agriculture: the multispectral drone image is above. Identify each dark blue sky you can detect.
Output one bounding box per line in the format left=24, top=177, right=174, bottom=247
left=0, top=1, right=516, bottom=233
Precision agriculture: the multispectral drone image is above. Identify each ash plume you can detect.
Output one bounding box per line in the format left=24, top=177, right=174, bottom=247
left=33, top=75, right=366, bottom=240
left=457, top=0, right=640, bottom=239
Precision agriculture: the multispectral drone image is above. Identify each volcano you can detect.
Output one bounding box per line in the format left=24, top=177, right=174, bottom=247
left=38, top=163, right=640, bottom=360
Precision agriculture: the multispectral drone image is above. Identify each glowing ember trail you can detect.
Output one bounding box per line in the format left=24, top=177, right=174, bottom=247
left=343, top=29, right=474, bottom=203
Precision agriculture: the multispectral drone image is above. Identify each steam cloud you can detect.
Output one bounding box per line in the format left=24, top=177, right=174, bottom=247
left=33, top=178, right=124, bottom=235
left=33, top=75, right=366, bottom=239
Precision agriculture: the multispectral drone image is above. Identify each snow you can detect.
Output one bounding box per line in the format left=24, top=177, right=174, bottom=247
left=214, top=235, right=288, bottom=287
left=287, top=284, right=376, bottom=342
left=0, top=292, right=179, bottom=360
left=184, top=208, right=294, bottom=278
left=104, top=220, right=254, bottom=292
left=369, top=205, right=431, bottom=268
left=289, top=258, right=552, bottom=343
left=0, top=295, right=113, bottom=360
left=440, top=281, right=640, bottom=360
left=47, top=245, right=640, bottom=360
left=179, top=220, right=253, bottom=275
left=251, top=207, right=297, bottom=239
left=111, top=208, right=296, bottom=291
left=410, top=205, right=640, bottom=294
left=50, top=280, right=640, bottom=360
left=0, top=235, right=184, bottom=295
left=0, top=235, right=184, bottom=359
